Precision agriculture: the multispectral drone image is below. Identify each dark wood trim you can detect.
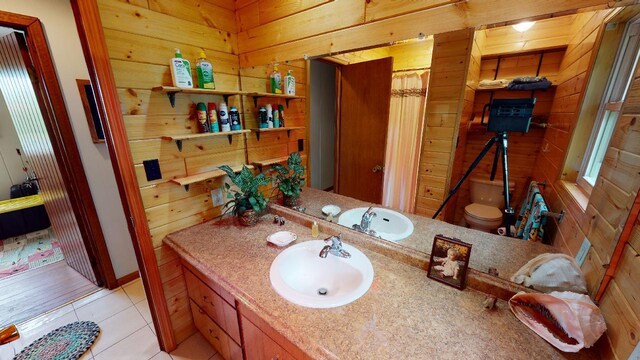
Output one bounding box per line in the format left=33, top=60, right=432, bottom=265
left=70, top=0, right=177, bottom=351
left=76, top=79, right=105, bottom=144
left=116, top=271, right=140, bottom=287
left=0, top=10, right=117, bottom=290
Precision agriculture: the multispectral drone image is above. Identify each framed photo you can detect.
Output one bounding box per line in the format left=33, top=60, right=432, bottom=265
left=427, top=234, right=472, bottom=290
left=76, top=79, right=105, bottom=143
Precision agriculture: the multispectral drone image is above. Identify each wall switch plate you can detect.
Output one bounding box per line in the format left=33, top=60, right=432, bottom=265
left=211, top=188, right=224, bottom=207
left=142, top=159, right=162, bottom=181
left=575, top=237, right=591, bottom=267
left=298, top=139, right=304, bottom=152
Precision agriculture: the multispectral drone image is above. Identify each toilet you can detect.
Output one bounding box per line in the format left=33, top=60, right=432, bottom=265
left=463, top=177, right=515, bottom=233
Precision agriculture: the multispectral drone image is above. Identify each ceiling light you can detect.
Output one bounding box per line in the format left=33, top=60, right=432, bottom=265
left=512, top=21, right=535, bottom=33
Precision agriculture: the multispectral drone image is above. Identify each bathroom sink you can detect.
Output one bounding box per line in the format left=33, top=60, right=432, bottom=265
left=270, top=240, right=374, bottom=308
left=338, top=207, right=414, bottom=242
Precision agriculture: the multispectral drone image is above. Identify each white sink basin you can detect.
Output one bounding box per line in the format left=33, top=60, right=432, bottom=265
left=270, top=240, right=374, bottom=308
left=338, top=207, right=414, bottom=242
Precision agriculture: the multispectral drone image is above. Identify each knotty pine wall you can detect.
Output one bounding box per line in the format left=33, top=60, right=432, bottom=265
left=97, top=0, right=307, bottom=343
left=415, top=29, right=474, bottom=217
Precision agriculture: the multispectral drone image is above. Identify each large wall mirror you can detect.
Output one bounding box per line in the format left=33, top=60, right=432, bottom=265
left=266, top=6, right=639, bottom=290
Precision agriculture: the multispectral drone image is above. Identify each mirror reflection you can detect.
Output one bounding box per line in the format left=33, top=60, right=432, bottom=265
left=269, top=7, right=637, bottom=287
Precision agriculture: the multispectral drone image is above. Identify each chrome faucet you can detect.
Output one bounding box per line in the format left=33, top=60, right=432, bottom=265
left=319, top=233, right=351, bottom=259
left=352, top=207, right=377, bottom=236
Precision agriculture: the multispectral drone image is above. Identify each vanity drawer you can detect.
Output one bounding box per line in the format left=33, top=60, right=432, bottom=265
left=191, top=300, right=243, bottom=360
left=184, top=268, right=241, bottom=344
left=242, top=315, right=296, bottom=360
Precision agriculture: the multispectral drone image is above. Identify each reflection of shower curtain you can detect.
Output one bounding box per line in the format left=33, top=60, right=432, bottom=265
left=382, top=72, right=428, bottom=213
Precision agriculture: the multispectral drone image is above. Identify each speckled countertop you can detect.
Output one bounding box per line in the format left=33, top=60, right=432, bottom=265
left=293, top=187, right=559, bottom=281
left=165, top=216, right=596, bottom=360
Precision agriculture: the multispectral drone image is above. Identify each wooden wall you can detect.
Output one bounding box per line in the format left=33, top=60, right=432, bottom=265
left=596, top=56, right=640, bottom=360
left=415, top=29, right=474, bottom=217
left=97, top=0, right=307, bottom=343
left=235, top=0, right=617, bottom=67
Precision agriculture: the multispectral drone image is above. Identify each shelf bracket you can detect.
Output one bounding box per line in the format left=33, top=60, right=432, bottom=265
left=286, top=129, right=292, bottom=138
left=183, top=184, right=190, bottom=192
left=252, top=96, right=260, bottom=108
left=285, top=98, right=291, bottom=107
left=223, top=94, right=231, bottom=104
left=227, top=134, right=233, bottom=145
left=255, top=132, right=261, bottom=141
left=166, top=92, right=178, bottom=108
left=175, top=140, right=183, bottom=152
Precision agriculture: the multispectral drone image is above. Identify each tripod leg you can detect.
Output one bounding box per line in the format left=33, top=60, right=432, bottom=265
left=490, top=142, right=501, bottom=181
left=500, top=132, right=515, bottom=237
left=432, top=135, right=500, bottom=219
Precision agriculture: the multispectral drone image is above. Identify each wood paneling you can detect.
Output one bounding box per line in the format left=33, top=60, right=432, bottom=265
left=415, top=29, right=474, bottom=218
left=236, top=0, right=620, bottom=67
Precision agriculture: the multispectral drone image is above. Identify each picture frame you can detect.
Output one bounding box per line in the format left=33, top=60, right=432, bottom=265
left=76, top=79, right=105, bottom=143
left=427, top=234, right=472, bottom=290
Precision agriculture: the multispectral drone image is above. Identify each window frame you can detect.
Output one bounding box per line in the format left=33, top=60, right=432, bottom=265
left=577, top=20, right=640, bottom=193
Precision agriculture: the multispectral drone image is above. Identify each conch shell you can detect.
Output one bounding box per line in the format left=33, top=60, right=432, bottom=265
left=509, top=291, right=606, bottom=352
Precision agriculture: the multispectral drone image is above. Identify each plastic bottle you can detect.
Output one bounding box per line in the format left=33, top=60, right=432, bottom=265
left=207, top=103, right=219, bottom=133
left=229, top=106, right=241, bottom=131
left=265, top=104, right=274, bottom=128
left=218, top=102, right=231, bottom=132
left=258, top=107, right=268, bottom=129
left=196, top=102, right=209, bottom=133
left=270, top=65, right=282, bottom=94
left=284, top=70, right=295, bottom=95
left=170, top=49, right=193, bottom=89
left=273, top=108, right=280, bottom=128
left=196, top=51, right=215, bottom=89
left=277, top=104, right=286, bottom=127
left=311, top=221, right=319, bottom=238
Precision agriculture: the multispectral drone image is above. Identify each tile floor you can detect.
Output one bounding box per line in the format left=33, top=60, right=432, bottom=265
left=0, top=278, right=220, bottom=360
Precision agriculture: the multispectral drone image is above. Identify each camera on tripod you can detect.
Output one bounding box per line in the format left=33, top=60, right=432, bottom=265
left=481, top=98, right=536, bottom=133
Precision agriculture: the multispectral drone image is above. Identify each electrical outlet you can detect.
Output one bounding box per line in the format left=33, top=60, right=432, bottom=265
left=211, top=188, right=224, bottom=207
left=575, top=237, right=591, bottom=267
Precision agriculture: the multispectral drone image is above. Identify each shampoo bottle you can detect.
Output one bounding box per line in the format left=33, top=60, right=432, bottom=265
left=265, top=104, right=274, bottom=128
left=284, top=70, right=295, bottom=95
left=258, top=107, right=268, bottom=128
left=219, top=102, right=231, bottom=132
left=270, top=65, right=282, bottom=94
left=229, top=106, right=241, bottom=131
left=196, top=51, right=215, bottom=89
left=196, top=102, right=210, bottom=133
left=207, top=103, right=219, bottom=132
left=170, top=49, right=193, bottom=89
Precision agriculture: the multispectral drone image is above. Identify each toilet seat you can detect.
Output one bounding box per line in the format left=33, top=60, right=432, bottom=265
left=464, top=203, right=503, bottom=221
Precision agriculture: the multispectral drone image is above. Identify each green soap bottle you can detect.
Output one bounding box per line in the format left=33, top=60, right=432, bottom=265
left=196, top=51, right=215, bottom=89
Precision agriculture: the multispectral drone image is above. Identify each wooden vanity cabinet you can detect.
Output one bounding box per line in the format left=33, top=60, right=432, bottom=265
left=183, top=264, right=310, bottom=360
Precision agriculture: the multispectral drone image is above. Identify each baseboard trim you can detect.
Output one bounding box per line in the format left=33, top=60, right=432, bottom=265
left=116, top=271, right=140, bottom=287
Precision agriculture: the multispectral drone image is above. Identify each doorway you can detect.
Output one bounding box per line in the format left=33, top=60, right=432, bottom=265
left=0, top=14, right=115, bottom=327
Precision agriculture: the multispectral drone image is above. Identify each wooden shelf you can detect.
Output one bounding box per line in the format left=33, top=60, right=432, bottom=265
left=152, top=86, right=248, bottom=107
left=251, top=156, right=289, bottom=171
left=170, top=164, right=254, bottom=191
left=162, top=130, right=250, bottom=151
left=245, top=92, right=305, bottom=107
left=250, top=127, right=304, bottom=140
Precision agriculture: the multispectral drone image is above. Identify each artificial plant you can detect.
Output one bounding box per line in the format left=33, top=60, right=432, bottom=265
left=219, top=165, right=271, bottom=216
left=271, top=152, right=306, bottom=199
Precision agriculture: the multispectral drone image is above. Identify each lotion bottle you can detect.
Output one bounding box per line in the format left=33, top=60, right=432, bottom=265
left=170, top=49, right=193, bottom=88
left=284, top=70, right=295, bottom=95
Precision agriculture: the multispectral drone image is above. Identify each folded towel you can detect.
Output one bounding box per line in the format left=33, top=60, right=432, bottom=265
left=478, top=79, right=509, bottom=89
left=508, top=76, right=553, bottom=90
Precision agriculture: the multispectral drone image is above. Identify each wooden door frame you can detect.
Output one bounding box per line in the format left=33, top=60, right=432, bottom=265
left=0, top=10, right=116, bottom=289
left=71, top=0, right=176, bottom=351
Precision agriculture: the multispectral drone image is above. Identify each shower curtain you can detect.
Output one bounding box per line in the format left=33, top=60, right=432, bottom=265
left=382, top=72, right=428, bottom=213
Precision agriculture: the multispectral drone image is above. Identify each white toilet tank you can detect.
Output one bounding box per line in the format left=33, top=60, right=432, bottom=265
left=469, top=177, right=515, bottom=208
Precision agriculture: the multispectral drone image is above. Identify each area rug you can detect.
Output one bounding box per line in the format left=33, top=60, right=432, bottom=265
left=0, top=229, right=64, bottom=279
left=14, top=321, right=100, bottom=360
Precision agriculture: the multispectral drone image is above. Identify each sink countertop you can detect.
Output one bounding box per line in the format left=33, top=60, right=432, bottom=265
left=294, top=187, right=559, bottom=280
left=164, top=215, right=596, bottom=360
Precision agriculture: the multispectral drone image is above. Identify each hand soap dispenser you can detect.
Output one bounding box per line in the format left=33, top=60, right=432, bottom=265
left=170, top=49, right=193, bottom=89
left=284, top=70, right=295, bottom=95
left=196, top=51, right=215, bottom=89
left=270, top=64, right=282, bottom=94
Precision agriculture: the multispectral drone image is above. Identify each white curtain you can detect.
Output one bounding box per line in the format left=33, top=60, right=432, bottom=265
left=382, top=72, right=428, bottom=213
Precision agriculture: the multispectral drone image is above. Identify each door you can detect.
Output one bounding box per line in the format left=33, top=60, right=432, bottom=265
left=337, top=57, right=393, bottom=203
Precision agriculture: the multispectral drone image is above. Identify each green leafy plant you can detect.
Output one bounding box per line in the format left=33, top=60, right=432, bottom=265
left=271, top=152, right=306, bottom=198
left=219, top=165, right=271, bottom=216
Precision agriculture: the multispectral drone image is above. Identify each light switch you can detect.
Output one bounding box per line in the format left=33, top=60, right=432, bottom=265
left=211, top=188, right=224, bottom=207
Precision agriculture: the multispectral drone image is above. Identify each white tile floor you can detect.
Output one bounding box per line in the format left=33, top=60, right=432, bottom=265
left=0, top=278, right=220, bottom=360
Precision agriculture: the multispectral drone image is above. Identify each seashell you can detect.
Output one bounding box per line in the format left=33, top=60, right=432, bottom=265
left=509, top=291, right=606, bottom=352
left=511, top=253, right=587, bottom=293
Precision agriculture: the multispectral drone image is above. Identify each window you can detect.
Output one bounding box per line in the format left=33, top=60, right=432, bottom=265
left=578, top=21, right=640, bottom=192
